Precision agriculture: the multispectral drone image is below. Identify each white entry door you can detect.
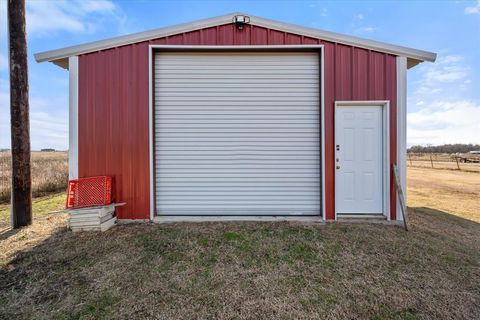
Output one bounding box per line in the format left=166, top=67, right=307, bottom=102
left=335, top=105, right=383, bottom=214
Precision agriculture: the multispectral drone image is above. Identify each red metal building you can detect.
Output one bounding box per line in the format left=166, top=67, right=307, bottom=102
left=35, top=13, right=436, bottom=222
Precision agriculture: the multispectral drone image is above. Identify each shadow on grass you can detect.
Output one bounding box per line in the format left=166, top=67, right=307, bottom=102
left=0, top=227, right=21, bottom=241
left=409, top=206, right=479, bottom=234
left=0, top=207, right=478, bottom=319
left=411, top=206, right=479, bottom=224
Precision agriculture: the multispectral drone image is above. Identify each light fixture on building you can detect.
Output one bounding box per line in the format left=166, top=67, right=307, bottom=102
left=233, top=15, right=250, bottom=30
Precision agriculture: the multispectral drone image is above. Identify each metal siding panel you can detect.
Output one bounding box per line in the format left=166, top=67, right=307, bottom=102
left=303, top=37, right=320, bottom=45
left=86, top=54, right=96, bottom=175
left=353, top=48, right=369, bottom=100
left=77, top=22, right=398, bottom=220
left=150, top=37, right=168, bottom=45
left=335, top=44, right=353, bottom=100
left=285, top=33, right=301, bottom=44
left=234, top=24, right=251, bottom=45
left=96, top=51, right=107, bottom=176
left=183, top=30, right=201, bottom=44
left=105, top=50, right=113, bottom=180
left=386, top=55, right=397, bottom=220
left=166, top=33, right=184, bottom=45
left=250, top=26, right=268, bottom=45
left=268, top=30, right=285, bottom=44
left=200, top=27, right=217, bottom=45
left=217, top=24, right=235, bottom=44
left=78, top=44, right=150, bottom=219
left=322, top=41, right=336, bottom=220
left=154, top=52, right=320, bottom=216
left=369, top=51, right=386, bottom=99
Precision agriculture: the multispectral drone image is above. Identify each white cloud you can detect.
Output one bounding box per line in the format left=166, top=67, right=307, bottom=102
left=0, top=79, right=68, bottom=150
left=408, top=100, right=480, bottom=145
left=30, top=109, right=68, bottom=150
left=412, top=55, right=470, bottom=98
left=354, top=13, right=364, bottom=21
left=426, top=55, right=469, bottom=82
left=355, top=26, right=377, bottom=33
left=351, top=12, right=377, bottom=34
left=26, top=0, right=126, bottom=37
left=307, top=3, right=328, bottom=17
left=465, top=0, right=480, bottom=15
left=0, top=0, right=125, bottom=38
left=78, top=0, right=116, bottom=13
left=408, top=54, right=479, bottom=146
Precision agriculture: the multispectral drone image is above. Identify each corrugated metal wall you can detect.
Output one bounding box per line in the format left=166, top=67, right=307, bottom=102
left=78, top=23, right=397, bottom=220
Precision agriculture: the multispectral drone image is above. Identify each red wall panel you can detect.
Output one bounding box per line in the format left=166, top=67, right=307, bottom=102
left=78, top=23, right=397, bottom=220
left=251, top=26, right=268, bottom=44
left=352, top=48, right=369, bottom=100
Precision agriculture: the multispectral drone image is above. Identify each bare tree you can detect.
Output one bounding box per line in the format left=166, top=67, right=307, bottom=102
left=8, top=0, right=32, bottom=228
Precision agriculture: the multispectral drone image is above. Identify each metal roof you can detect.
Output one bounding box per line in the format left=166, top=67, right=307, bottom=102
left=34, top=12, right=436, bottom=69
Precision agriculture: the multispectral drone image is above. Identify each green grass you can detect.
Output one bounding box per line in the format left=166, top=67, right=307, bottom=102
left=0, top=200, right=479, bottom=318
left=0, top=192, right=65, bottom=227
left=71, top=293, right=120, bottom=320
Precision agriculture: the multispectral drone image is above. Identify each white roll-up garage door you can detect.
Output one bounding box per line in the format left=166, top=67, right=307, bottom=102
left=154, top=52, right=320, bottom=216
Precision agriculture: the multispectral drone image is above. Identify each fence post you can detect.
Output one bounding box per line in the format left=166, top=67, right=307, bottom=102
left=430, top=154, right=434, bottom=168
left=455, top=156, right=460, bottom=170
left=408, top=153, right=412, bottom=166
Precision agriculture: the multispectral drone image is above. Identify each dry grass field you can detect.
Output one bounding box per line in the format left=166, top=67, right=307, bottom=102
left=407, top=167, right=479, bottom=223
left=0, top=166, right=479, bottom=319
left=0, top=151, right=68, bottom=203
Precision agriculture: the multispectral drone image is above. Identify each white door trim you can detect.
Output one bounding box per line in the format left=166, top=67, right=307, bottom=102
left=68, top=56, right=79, bottom=180
left=396, top=56, right=407, bottom=221
left=334, top=100, right=390, bottom=220
left=148, top=45, right=325, bottom=221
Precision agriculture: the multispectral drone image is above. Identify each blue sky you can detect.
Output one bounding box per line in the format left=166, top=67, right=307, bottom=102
left=0, top=0, right=479, bottom=150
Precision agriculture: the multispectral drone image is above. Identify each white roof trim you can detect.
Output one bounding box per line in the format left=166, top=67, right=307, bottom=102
left=34, top=12, right=436, bottom=65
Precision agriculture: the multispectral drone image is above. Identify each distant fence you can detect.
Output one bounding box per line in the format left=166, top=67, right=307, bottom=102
left=0, top=151, right=69, bottom=203
left=0, top=150, right=477, bottom=203
left=407, top=153, right=480, bottom=172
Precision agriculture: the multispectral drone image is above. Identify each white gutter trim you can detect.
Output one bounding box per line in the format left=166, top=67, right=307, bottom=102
left=148, top=46, right=154, bottom=221
left=68, top=56, right=79, bottom=179
left=35, top=12, right=239, bottom=63
left=396, top=56, right=407, bottom=221
left=35, top=12, right=436, bottom=64
left=248, top=14, right=436, bottom=62
left=320, top=47, right=326, bottom=221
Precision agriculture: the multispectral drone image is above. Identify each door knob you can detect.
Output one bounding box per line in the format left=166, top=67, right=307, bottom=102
left=336, top=166, right=340, bottom=169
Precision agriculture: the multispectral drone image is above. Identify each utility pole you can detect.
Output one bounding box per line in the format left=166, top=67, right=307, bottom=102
left=8, top=0, right=32, bottom=228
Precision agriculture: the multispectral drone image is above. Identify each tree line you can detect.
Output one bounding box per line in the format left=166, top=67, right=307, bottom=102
left=407, top=144, right=480, bottom=154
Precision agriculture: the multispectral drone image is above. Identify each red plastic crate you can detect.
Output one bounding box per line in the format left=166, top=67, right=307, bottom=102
left=66, top=176, right=113, bottom=209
